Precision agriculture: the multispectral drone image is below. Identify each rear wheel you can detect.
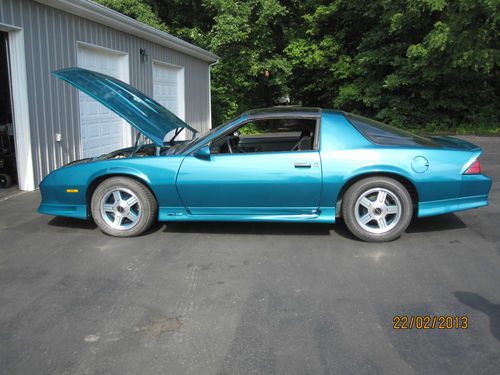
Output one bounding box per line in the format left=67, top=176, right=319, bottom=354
left=342, top=177, right=413, bottom=242
left=91, top=177, right=157, bottom=237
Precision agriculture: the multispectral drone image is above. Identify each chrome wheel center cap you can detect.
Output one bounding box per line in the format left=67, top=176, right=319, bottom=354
left=115, top=203, right=129, bottom=215
left=371, top=204, right=386, bottom=218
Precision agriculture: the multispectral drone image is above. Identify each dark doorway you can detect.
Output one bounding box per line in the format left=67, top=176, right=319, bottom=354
left=0, top=31, right=17, bottom=191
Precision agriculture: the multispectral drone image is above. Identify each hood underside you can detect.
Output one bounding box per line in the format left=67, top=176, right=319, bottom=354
left=53, top=68, right=197, bottom=146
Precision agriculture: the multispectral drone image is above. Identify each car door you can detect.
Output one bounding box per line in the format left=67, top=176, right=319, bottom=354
left=176, top=118, right=322, bottom=216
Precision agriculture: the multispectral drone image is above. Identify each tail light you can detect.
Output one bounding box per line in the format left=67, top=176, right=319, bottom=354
left=464, top=159, right=481, bottom=174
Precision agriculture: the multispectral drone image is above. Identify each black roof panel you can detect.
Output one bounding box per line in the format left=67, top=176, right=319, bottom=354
left=246, top=106, right=322, bottom=119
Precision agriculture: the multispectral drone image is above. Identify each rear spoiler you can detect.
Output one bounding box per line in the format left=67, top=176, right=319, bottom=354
left=428, top=136, right=480, bottom=151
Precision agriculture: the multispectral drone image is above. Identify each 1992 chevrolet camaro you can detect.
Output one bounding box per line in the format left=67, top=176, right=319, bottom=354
left=38, top=68, right=492, bottom=242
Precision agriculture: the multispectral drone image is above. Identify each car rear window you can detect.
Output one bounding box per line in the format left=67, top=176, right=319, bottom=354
left=346, top=113, right=439, bottom=147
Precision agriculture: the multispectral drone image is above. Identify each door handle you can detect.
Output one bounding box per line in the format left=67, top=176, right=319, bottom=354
left=294, top=163, right=311, bottom=168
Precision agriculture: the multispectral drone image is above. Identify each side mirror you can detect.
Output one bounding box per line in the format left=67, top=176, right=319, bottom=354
left=193, top=145, right=211, bottom=160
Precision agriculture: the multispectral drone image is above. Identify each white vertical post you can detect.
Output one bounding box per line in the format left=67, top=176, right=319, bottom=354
left=8, top=28, right=35, bottom=191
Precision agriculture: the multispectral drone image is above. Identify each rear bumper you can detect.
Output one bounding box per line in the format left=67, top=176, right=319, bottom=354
left=418, top=174, right=492, bottom=217
left=418, top=194, right=489, bottom=217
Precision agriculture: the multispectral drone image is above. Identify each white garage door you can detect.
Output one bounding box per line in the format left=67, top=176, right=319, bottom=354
left=153, top=61, right=185, bottom=140
left=78, top=44, right=129, bottom=158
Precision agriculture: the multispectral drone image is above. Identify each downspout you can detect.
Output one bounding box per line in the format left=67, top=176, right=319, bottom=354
left=208, top=60, right=219, bottom=130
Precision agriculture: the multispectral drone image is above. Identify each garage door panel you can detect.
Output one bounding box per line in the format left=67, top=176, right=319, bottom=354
left=101, top=123, right=111, bottom=136
left=87, top=121, right=100, bottom=138
left=98, top=57, right=108, bottom=71
left=153, top=62, right=184, bottom=142
left=153, top=62, right=182, bottom=117
left=88, top=103, right=99, bottom=116
left=78, top=45, right=128, bottom=158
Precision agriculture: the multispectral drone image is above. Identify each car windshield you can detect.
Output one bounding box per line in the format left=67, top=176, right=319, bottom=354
left=172, top=115, right=242, bottom=154
left=346, top=113, right=439, bottom=147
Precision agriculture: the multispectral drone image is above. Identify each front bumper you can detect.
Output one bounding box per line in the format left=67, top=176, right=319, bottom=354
left=37, top=172, right=88, bottom=219
left=38, top=203, right=88, bottom=219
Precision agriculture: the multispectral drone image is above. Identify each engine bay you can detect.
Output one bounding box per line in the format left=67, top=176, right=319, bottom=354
left=98, top=144, right=170, bottom=160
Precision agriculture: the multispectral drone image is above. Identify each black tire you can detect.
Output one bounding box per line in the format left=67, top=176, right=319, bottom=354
left=91, top=177, right=157, bottom=237
left=342, top=177, right=413, bottom=242
left=0, top=173, right=12, bottom=188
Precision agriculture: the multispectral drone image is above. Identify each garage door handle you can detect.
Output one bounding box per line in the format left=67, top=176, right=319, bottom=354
left=294, top=163, right=311, bottom=168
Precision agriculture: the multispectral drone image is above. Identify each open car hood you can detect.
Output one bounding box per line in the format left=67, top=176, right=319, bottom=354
left=53, top=68, right=197, bottom=147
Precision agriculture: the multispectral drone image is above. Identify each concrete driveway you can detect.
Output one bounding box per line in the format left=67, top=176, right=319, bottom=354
left=1, top=136, right=499, bottom=375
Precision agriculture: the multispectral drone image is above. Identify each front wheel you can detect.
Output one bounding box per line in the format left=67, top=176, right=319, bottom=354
left=342, top=177, right=413, bottom=242
left=91, top=177, right=157, bottom=237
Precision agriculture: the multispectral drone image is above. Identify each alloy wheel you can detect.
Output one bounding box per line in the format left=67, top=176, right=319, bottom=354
left=100, top=188, right=142, bottom=230
left=354, top=187, right=402, bottom=234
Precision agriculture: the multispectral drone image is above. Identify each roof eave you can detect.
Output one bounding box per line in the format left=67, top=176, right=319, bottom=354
left=35, top=0, right=219, bottom=63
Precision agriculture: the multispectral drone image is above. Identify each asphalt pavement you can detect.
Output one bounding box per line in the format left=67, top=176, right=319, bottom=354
left=0, top=136, right=499, bottom=375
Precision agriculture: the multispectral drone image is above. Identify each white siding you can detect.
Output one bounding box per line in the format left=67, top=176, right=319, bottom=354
left=0, top=0, right=212, bottom=185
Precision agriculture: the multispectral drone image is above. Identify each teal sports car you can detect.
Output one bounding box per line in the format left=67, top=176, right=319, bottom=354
left=38, top=68, right=492, bottom=242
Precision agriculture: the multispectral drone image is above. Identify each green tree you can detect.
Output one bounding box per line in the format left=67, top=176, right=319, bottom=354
left=205, top=0, right=291, bottom=123
left=95, top=0, right=499, bottom=131
left=97, top=0, right=292, bottom=125
left=285, top=0, right=499, bottom=131
left=95, top=0, right=169, bottom=32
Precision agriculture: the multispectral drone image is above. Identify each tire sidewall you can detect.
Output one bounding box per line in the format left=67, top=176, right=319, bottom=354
left=342, top=177, right=413, bottom=242
left=91, top=177, right=157, bottom=237
left=0, top=173, right=12, bottom=188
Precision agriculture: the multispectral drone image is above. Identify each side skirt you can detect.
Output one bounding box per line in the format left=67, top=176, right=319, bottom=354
left=158, top=207, right=336, bottom=223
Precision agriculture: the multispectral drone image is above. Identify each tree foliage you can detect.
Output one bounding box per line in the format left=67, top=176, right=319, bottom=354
left=285, top=0, right=499, bottom=131
left=95, top=0, right=169, bottom=32
left=96, top=0, right=499, bottom=131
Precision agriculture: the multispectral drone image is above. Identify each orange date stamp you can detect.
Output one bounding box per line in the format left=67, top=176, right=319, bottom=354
left=393, top=315, right=469, bottom=330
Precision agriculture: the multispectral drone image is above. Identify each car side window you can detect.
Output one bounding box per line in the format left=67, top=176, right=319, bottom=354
left=210, top=118, right=317, bottom=154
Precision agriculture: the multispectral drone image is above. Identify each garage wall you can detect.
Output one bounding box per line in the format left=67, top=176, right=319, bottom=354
left=0, top=0, right=211, bottom=186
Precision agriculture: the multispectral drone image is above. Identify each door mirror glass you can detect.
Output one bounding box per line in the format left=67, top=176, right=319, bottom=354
left=194, top=145, right=211, bottom=159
